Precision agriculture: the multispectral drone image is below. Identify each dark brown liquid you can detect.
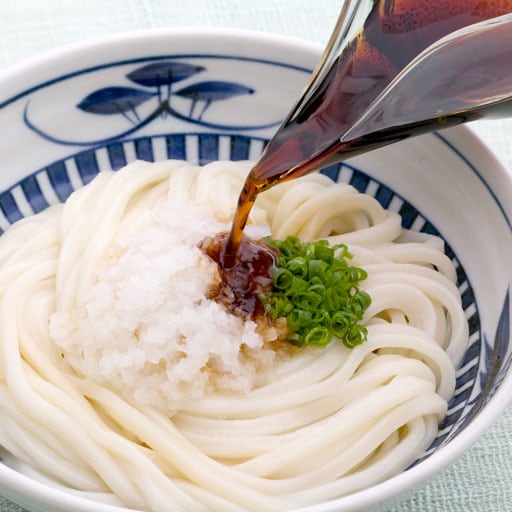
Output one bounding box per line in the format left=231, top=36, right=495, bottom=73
left=224, top=0, right=512, bottom=262
left=201, top=232, right=278, bottom=319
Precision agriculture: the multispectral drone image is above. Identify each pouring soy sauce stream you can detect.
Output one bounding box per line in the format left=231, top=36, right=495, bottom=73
left=217, top=1, right=512, bottom=272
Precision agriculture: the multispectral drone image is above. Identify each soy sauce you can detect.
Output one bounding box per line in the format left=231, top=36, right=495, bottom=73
left=201, top=232, right=278, bottom=319
left=223, top=0, right=512, bottom=263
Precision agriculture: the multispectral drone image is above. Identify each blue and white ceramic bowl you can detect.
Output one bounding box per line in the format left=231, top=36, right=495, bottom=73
left=0, top=27, right=511, bottom=512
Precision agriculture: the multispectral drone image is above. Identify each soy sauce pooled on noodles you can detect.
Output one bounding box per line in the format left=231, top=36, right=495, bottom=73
left=201, top=232, right=278, bottom=318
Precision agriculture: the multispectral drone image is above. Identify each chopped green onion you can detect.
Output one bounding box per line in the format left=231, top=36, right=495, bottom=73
left=305, top=326, right=331, bottom=347
left=287, top=309, right=312, bottom=330
left=273, top=268, right=294, bottom=290
left=260, top=235, right=371, bottom=349
left=287, top=257, right=308, bottom=278
left=308, top=259, right=328, bottom=278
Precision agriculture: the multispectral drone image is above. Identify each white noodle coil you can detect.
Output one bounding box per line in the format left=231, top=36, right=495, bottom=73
left=0, top=160, right=468, bottom=511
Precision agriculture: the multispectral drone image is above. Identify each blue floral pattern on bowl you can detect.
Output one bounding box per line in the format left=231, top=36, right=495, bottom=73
left=21, top=57, right=295, bottom=147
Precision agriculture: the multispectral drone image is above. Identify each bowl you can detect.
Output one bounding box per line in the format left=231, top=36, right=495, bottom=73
left=0, top=27, right=511, bottom=512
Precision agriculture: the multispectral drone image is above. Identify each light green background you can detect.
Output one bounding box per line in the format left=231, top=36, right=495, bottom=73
left=0, top=1, right=511, bottom=511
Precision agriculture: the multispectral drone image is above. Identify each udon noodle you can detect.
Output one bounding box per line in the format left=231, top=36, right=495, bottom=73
left=0, top=160, right=468, bottom=511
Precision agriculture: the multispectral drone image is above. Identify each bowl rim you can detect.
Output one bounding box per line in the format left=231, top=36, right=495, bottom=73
left=0, top=25, right=511, bottom=512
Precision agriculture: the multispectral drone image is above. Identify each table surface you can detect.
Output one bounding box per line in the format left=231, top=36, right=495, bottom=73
left=0, top=1, right=511, bottom=511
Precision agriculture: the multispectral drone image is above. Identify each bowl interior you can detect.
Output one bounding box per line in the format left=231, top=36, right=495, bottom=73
left=0, top=28, right=511, bottom=512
